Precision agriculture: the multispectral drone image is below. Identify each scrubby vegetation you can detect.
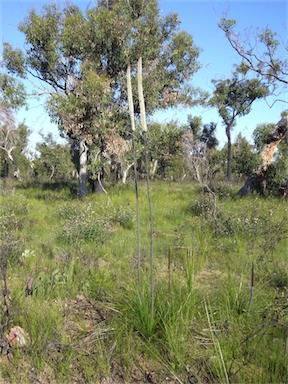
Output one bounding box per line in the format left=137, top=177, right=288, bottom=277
left=0, top=180, right=287, bottom=383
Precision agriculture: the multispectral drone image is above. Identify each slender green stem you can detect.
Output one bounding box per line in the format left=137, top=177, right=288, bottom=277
left=247, top=262, right=254, bottom=313
left=127, top=61, right=141, bottom=295
left=132, top=131, right=141, bottom=293
left=144, top=131, right=154, bottom=318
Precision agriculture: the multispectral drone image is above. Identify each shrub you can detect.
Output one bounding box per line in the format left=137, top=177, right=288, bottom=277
left=59, top=202, right=135, bottom=244
left=59, top=203, right=109, bottom=244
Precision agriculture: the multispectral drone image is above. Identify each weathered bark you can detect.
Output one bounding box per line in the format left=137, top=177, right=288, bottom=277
left=237, top=116, right=288, bottom=196
left=78, top=138, right=88, bottom=197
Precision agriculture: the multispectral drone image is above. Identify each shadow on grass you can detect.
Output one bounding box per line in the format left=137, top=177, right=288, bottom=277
left=16, top=180, right=78, bottom=201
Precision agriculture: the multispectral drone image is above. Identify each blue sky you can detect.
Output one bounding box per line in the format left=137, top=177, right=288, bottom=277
left=1, top=0, right=287, bottom=152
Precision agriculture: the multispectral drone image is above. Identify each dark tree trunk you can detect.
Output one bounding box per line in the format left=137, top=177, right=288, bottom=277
left=88, top=168, right=105, bottom=194
left=89, top=178, right=104, bottom=193
left=226, top=126, right=232, bottom=180
left=237, top=116, right=287, bottom=196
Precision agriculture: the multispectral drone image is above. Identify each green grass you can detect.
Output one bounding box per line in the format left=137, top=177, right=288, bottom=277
left=0, top=180, right=287, bottom=383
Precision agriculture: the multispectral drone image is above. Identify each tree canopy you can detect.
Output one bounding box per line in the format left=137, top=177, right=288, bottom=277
left=210, top=74, right=268, bottom=179
left=219, top=18, right=288, bottom=106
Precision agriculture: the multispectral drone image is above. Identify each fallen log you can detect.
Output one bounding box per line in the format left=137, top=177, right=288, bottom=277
left=237, top=115, right=287, bottom=196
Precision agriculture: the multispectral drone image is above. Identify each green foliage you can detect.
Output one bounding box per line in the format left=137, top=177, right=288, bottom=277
left=186, top=114, right=202, bottom=139
left=19, top=4, right=64, bottom=85
left=210, top=77, right=268, bottom=127
left=59, top=202, right=109, bottom=244
left=253, top=122, right=275, bottom=151
left=219, top=18, right=288, bottom=89
left=0, top=194, right=28, bottom=265
left=34, top=134, right=75, bottom=182
left=0, top=182, right=286, bottom=383
left=110, top=205, right=135, bottom=229
left=2, top=43, right=26, bottom=78
left=0, top=71, right=29, bottom=180
left=264, top=150, right=288, bottom=194
left=210, top=74, right=268, bottom=179
left=232, top=134, right=260, bottom=177
left=0, top=72, right=26, bottom=109
left=59, top=201, right=135, bottom=244
left=146, top=121, right=185, bottom=178
left=3, top=0, right=203, bottom=195
left=200, top=122, right=219, bottom=150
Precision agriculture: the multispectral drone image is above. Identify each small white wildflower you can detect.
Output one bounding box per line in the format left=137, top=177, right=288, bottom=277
left=21, top=249, right=35, bottom=259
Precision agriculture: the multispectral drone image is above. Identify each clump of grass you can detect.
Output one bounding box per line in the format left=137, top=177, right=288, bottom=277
left=110, top=205, right=135, bottom=229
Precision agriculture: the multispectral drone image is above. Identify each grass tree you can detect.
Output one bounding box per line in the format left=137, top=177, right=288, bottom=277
left=125, top=0, right=202, bottom=318
left=91, top=0, right=202, bottom=297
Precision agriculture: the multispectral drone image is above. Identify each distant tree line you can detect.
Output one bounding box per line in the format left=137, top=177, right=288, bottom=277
left=0, top=0, right=287, bottom=196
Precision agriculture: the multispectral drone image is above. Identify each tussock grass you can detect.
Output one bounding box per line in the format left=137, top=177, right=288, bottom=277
left=0, top=180, right=287, bottom=383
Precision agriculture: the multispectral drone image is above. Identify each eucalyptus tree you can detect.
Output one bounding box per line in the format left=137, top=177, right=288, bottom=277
left=0, top=72, right=28, bottom=178
left=210, top=74, right=268, bottom=180
left=3, top=4, right=119, bottom=196
left=219, top=18, right=288, bottom=105
left=88, top=0, right=202, bottom=122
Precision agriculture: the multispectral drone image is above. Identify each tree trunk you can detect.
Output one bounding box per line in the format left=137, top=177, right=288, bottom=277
left=122, top=162, right=134, bottom=184
left=226, top=126, right=232, bottom=180
left=1, top=147, right=22, bottom=180
left=78, top=138, right=88, bottom=197
left=89, top=178, right=104, bottom=193
left=151, top=159, right=158, bottom=178
left=49, top=165, right=55, bottom=181
left=237, top=115, right=287, bottom=196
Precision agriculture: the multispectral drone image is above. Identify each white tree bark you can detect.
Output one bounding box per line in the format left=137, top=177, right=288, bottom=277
left=122, top=161, right=134, bottom=184
left=151, top=159, right=158, bottom=178
left=78, top=138, right=88, bottom=197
